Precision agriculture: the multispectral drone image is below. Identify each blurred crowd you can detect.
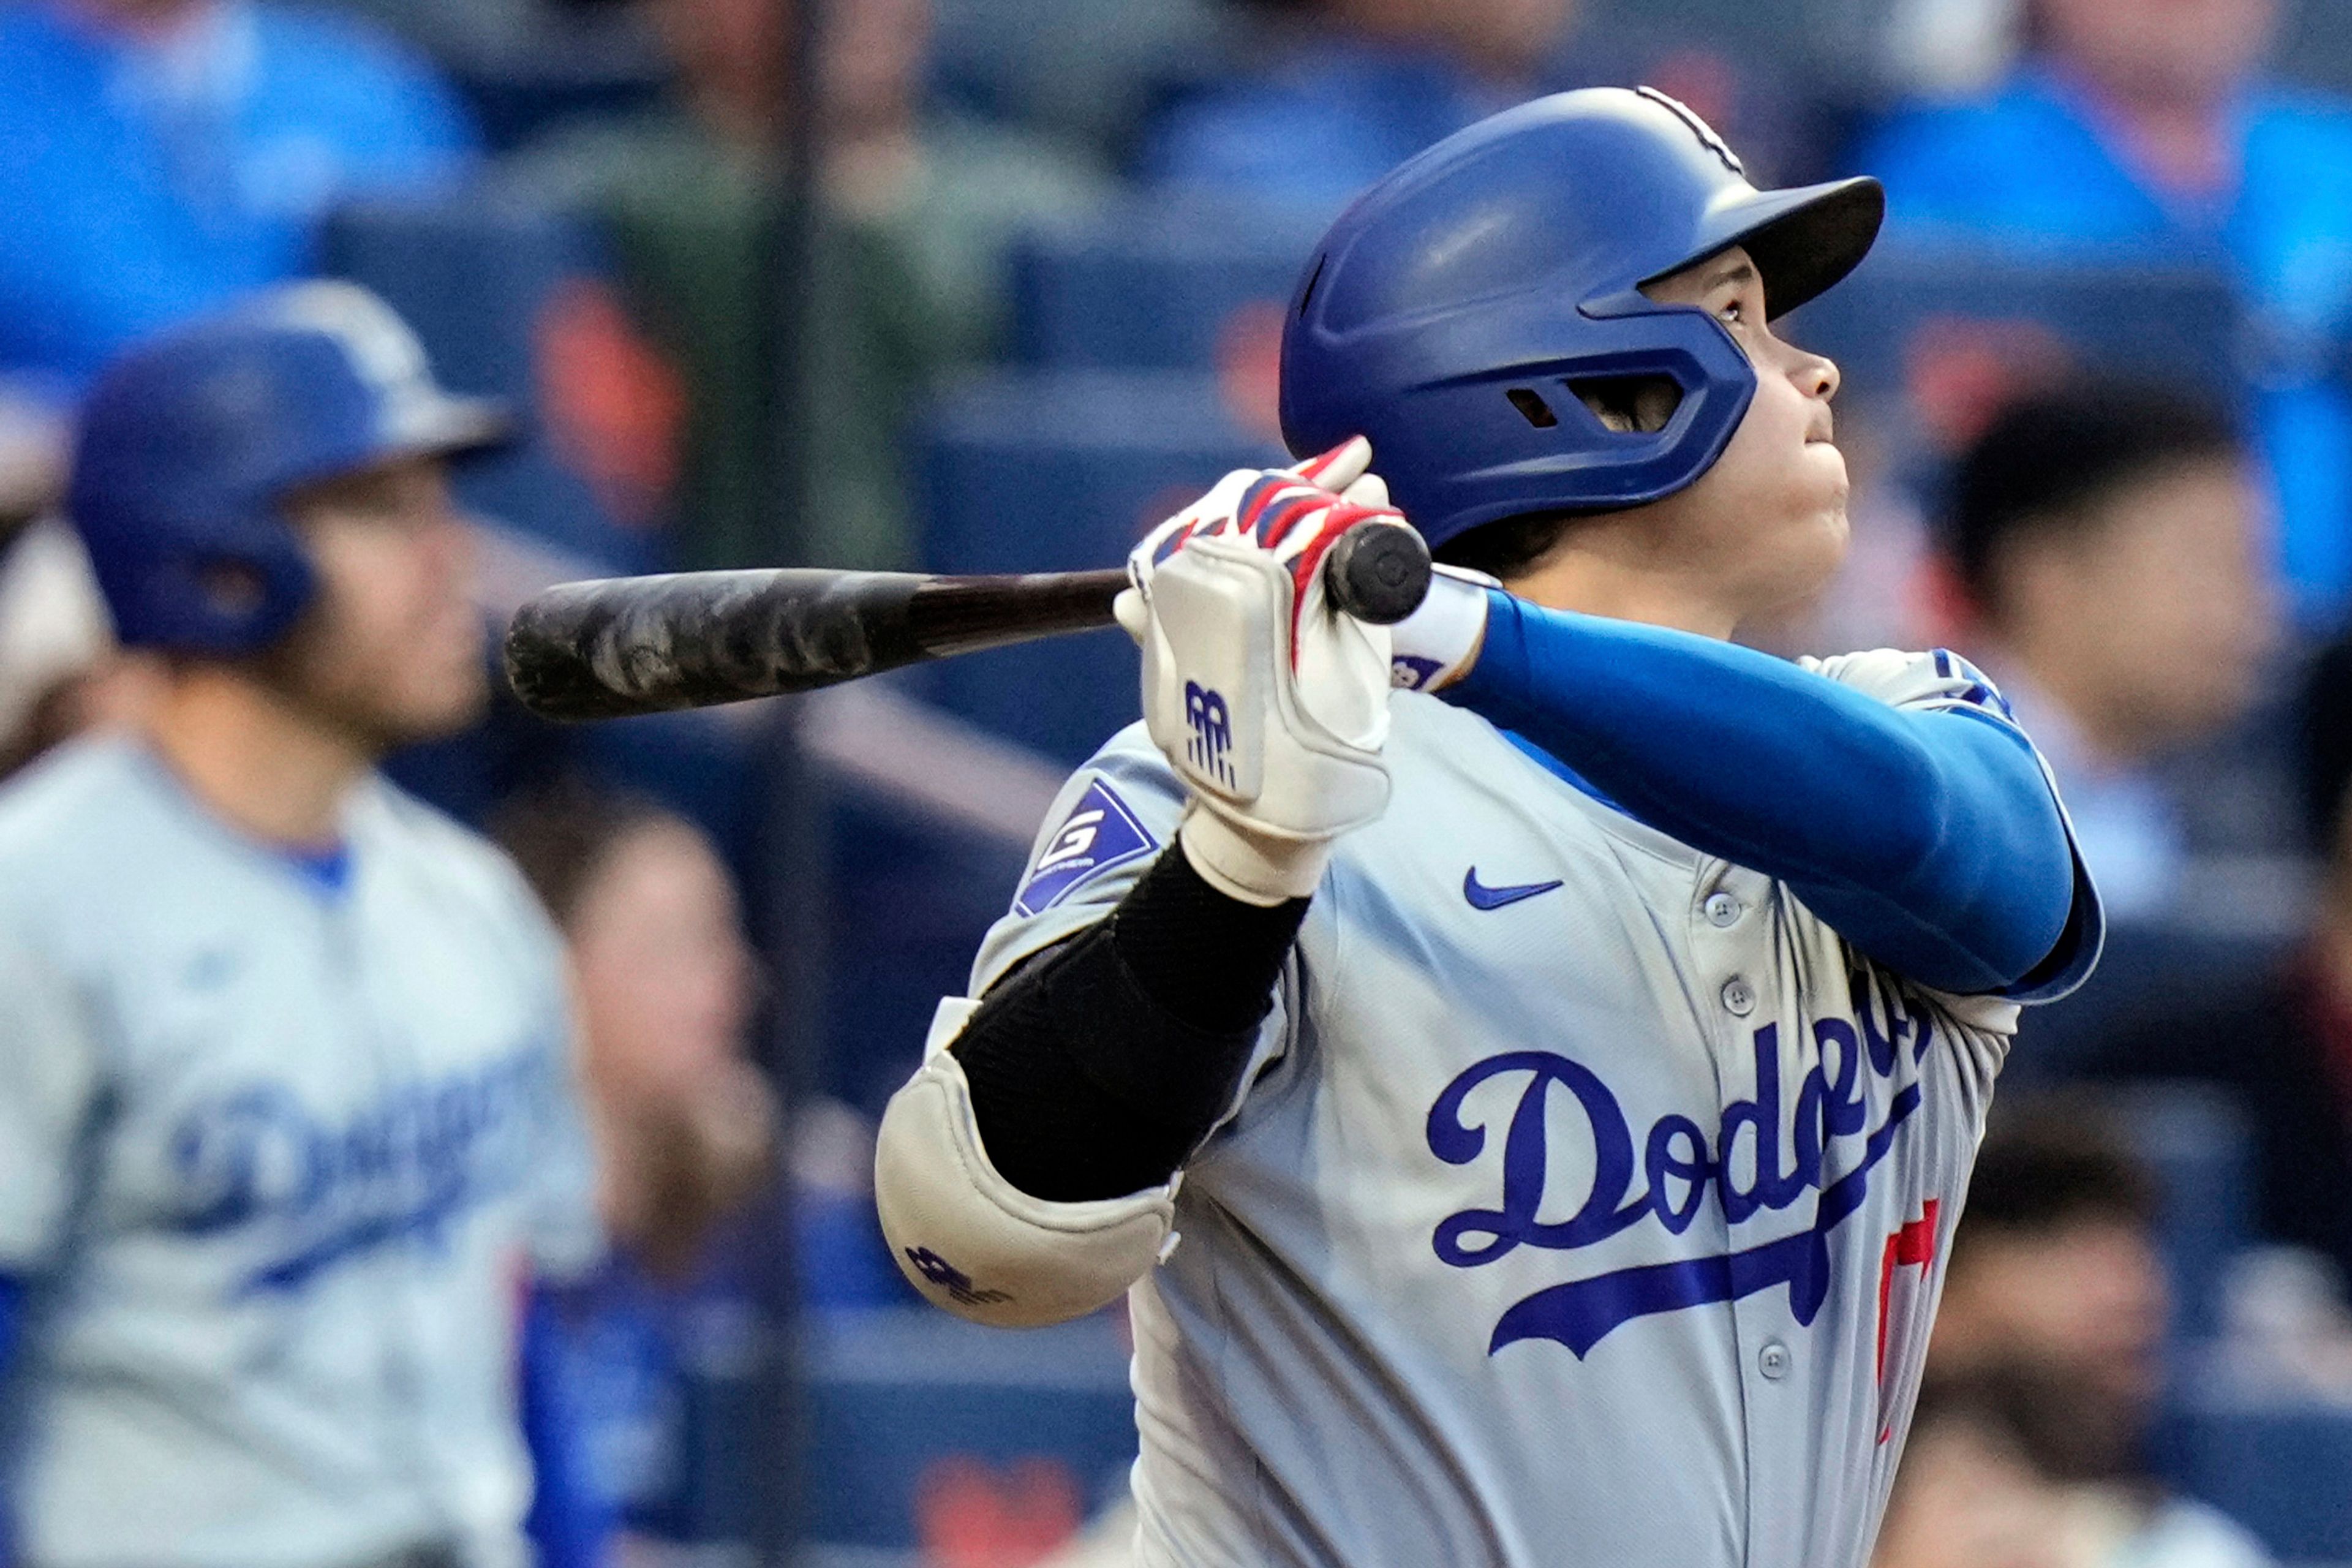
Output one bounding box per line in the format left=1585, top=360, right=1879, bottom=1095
left=9, top=0, right=2352, bottom=1562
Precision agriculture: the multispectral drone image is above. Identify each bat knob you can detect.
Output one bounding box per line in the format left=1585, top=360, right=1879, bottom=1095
left=1324, top=520, right=1433, bottom=625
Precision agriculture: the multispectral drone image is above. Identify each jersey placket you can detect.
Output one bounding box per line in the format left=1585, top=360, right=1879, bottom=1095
left=1687, top=861, right=1804, bottom=1567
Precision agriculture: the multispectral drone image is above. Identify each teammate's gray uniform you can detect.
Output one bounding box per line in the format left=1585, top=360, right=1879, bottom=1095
left=0, top=738, right=601, bottom=1568
left=974, top=650, right=2097, bottom=1568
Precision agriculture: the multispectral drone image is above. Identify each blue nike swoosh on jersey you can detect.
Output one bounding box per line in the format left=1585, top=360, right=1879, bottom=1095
left=1463, top=869, right=1565, bottom=910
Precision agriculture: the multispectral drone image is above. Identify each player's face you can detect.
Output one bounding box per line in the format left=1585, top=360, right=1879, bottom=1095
left=1637, top=246, right=1851, bottom=620
left=266, top=456, right=487, bottom=750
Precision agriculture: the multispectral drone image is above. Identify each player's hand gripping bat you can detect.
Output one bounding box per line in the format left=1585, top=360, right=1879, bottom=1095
left=502, top=519, right=1432, bottom=722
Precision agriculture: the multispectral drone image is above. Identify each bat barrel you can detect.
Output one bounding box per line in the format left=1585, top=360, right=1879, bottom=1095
left=504, top=569, right=919, bottom=721
left=503, top=567, right=1129, bottom=722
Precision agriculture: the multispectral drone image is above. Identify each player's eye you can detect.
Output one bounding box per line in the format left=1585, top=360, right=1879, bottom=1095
left=1717, top=296, right=1747, bottom=325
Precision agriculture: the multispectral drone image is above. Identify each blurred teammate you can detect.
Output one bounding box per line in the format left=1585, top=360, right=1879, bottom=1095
left=0, top=284, right=603, bottom=1568
left=877, top=89, right=2098, bottom=1567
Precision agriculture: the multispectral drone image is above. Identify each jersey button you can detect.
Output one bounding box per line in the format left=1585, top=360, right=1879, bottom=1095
left=1721, top=977, right=1756, bottom=1016
left=1704, top=892, right=1742, bottom=927
left=1758, top=1340, right=1790, bottom=1380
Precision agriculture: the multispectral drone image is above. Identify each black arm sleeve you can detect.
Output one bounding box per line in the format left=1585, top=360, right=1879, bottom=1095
left=949, top=844, right=1307, bottom=1202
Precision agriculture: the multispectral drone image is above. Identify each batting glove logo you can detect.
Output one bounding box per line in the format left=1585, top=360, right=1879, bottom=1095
left=1185, top=680, right=1236, bottom=787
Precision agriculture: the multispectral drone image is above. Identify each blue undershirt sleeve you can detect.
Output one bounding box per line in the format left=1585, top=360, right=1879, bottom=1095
left=521, top=1282, right=612, bottom=1568
left=1445, top=591, right=2083, bottom=997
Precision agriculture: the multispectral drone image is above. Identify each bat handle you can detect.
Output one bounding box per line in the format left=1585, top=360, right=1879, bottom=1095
left=1323, top=519, right=1432, bottom=625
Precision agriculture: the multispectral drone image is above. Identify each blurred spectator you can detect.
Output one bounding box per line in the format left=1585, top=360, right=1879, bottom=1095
left=2075, top=630, right=2352, bottom=1298
left=1913, top=1100, right=2274, bottom=1566
left=1940, top=382, right=2275, bottom=920
left=1876, top=1361, right=2271, bottom=1568
left=0, top=0, right=480, bottom=396
left=1137, top=0, right=1581, bottom=210
left=496, top=782, right=902, bottom=1554
left=1854, top=0, right=2352, bottom=620
left=0, top=283, right=606, bottom=1568
left=496, top=783, right=778, bottom=1280
left=1931, top=1098, right=2169, bottom=1447
left=1136, top=1, right=1824, bottom=217
left=507, top=0, right=1109, bottom=571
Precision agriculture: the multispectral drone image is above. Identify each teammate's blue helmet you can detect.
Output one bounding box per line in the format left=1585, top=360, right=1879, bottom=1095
left=69, top=282, right=509, bottom=654
left=1280, top=86, right=1883, bottom=552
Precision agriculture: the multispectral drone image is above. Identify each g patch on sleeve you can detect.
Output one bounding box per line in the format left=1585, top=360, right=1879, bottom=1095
left=1013, top=778, right=1159, bottom=916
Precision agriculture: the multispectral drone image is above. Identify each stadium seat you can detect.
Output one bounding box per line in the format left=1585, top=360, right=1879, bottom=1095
left=931, top=0, right=1240, bottom=160
left=914, top=369, right=1283, bottom=763
left=321, top=194, right=654, bottom=571
left=801, top=1308, right=1137, bottom=1557
left=2109, top=1082, right=2259, bottom=1343
left=1010, top=197, right=1325, bottom=371
left=2162, top=1392, right=2352, bottom=1561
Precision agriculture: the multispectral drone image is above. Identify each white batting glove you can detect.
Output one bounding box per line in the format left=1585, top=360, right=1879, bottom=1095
left=1132, top=438, right=1494, bottom=695
left=1115, top=439, right=1404, bottom=904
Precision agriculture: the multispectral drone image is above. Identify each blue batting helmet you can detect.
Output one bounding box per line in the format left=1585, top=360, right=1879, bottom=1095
left=1280, top=86, right=1883, bottom=552
left=69, top=281, right=510, bottom=654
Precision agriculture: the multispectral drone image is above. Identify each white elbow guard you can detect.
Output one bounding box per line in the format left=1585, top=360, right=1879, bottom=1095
left=873, top=997, right=1177, bottom=1327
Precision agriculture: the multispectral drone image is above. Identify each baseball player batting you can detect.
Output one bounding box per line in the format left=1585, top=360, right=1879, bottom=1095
left=873, top=88, right=2102, bottom=1567
left=0, top=284, right=605, bottom=1568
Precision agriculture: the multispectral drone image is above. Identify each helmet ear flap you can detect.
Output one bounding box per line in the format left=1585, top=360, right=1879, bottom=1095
left=101, top=526, right=318, bottom=654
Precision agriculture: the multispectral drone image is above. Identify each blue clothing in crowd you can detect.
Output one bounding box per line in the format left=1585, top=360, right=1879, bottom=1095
left=0, top=0, right=479, bottom=393
left=1860, top=64, right=2352, bottom=620
left=546, top=1186, right=905, bottom=1556
left=1138, top=39, right=1528, bottom=216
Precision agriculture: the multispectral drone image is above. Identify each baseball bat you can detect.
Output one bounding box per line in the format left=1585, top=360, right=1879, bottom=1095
left=503, top=519, right=1432, bottom=722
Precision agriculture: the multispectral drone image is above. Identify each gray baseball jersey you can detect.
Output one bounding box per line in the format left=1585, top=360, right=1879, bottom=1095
left=0, top=737, right=601, bottom=1568
left=971, top=649, right=2097, bottom=1568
